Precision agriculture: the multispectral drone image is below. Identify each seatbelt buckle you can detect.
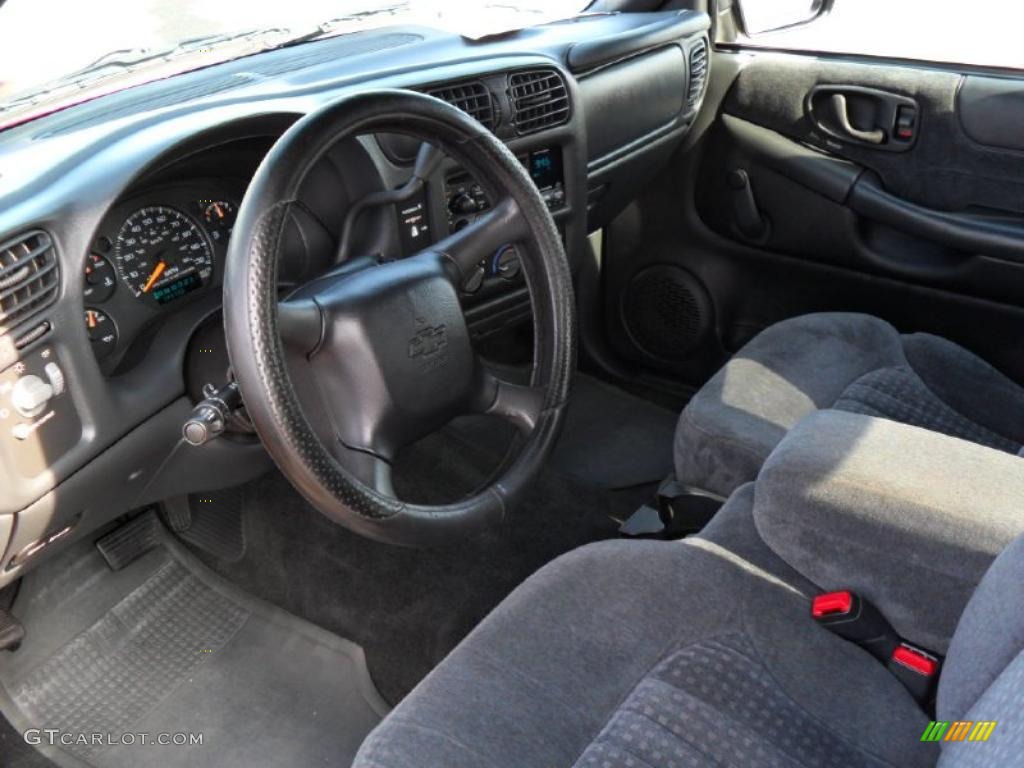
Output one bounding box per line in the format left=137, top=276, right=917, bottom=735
left=811, top=590, right=899, bottom=663
left=889, top=643, right=940, bottom=704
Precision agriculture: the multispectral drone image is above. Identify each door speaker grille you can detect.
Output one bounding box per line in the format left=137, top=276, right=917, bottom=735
left=622, top=265, right=711, bottom=361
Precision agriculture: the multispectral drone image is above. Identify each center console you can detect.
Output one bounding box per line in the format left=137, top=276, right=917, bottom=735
left=754, top=410, right=1024, bottom=653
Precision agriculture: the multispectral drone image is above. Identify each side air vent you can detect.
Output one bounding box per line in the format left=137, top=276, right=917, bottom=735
left=508, top=69, right=570, bottom=135
left=0, top=230, right=59, bottom=335
left=687, top=40, right=709, bottom=108
left=427, top=81, right=496, bottom=131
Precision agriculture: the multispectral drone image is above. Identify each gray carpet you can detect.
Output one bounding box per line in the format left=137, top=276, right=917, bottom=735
left=0, top=527, right=388, bottom=768
left=551, top=374, right=678, bottom=490
left=189, top=373, right=679, bottom=703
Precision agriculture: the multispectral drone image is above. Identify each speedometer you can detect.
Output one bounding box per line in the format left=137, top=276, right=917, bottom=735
left=114, top=206, right=213, bottom=305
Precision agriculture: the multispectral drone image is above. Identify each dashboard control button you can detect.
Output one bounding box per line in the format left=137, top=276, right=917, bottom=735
left=44, top=362, right=65, bottom=396
left=11, top=374, right=53, bottom=418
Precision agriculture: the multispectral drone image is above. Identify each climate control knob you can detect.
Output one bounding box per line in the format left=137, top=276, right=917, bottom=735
left=11, top=374, right=53, bottom=418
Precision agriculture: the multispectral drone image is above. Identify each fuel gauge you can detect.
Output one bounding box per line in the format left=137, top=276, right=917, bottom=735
left=85, top=308, right=117, bottom=360
left=202, top=201, right=236, bottom=245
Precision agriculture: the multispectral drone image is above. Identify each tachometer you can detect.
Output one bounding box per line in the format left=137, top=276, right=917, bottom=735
left=114, top=206, right=213, bottom=305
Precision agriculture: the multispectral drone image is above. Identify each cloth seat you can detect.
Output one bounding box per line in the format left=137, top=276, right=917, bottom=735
left=353, top=487, right=938, bottom=768
left=354, top=486, right=1024, bottom=767
left=674, top=313, right=1024, bottom=498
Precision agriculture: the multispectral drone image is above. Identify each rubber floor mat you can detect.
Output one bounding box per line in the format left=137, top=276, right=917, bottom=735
left=0, top=523, right=388, bottom=768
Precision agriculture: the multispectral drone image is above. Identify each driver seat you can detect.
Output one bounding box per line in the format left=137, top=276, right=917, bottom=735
left=352, top=489, right=1024, bottom=767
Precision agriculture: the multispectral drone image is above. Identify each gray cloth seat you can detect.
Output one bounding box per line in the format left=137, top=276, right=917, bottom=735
left=674, top=312, right=1024, bottom=498
left=354, top=488, right=1024, bottom=767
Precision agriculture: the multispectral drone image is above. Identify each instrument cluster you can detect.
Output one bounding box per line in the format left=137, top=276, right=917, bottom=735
left=83, top=181, right=240, bottom=367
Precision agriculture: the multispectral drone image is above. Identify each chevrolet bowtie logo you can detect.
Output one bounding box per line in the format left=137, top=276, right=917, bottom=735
left=408, top=324, right=448, bottom=359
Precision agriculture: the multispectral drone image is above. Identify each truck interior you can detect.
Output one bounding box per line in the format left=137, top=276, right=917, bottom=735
left=0, top=0, right=1022, bottom=765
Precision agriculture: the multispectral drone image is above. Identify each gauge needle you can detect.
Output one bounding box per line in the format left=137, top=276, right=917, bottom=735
left=213, top=203, right=225, bottom=220
left=86, top=310, right=97, bottom=329
left=142, top=260, right=168, bottom=293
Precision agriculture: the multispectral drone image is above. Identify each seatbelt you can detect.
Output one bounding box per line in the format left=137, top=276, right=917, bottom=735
left=812, top=590, right=941, bottom=708
left=619, top=478, right=724, bottom=539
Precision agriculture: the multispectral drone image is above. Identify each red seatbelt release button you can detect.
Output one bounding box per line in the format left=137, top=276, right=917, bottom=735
left=891, top=643, right=939, bottom=677
left=811, top=590, right=854, bottom=618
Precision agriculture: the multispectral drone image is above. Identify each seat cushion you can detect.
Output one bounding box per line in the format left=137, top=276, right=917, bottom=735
left=675, top=313, right=1024, bottom=497
left=353, top=488, right=934, bottom=768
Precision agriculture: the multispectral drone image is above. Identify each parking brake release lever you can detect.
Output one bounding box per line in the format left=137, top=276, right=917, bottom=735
left=182, top=381, right=243, bottom=447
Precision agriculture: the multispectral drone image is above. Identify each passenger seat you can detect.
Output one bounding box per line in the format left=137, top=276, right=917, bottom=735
left=675, top=312, right=1024, bottom=497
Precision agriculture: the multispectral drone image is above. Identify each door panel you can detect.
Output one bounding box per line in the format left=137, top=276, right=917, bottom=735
left=598, top=50, right=1024, bottom=390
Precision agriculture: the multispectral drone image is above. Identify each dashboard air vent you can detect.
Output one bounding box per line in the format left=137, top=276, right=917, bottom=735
left=508, top=69, right=570, bottom=136
left=0, top=230, right=59, bottom=335
left=427, top=81, right=496, bottom=131
left=687, top=40, right=709, bottom=108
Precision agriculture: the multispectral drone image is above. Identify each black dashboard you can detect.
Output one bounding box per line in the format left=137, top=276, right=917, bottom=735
left=0, top=9, right=710, bottom=582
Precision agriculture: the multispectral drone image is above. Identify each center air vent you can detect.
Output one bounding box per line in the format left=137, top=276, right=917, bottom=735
left=0, top=230, right=59, bottom=335
left=508, top=69, right=570, bottom=136
left=687, top=40, right=709, bottom=108
left=427, top=81, right=496, bottom=131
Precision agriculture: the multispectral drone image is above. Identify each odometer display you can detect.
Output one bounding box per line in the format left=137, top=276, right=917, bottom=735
left=114, top=206, right=213, bottom=304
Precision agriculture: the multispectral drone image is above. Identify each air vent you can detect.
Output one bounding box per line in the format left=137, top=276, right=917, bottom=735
left=687, top=40, right=709, bottom=108
left=427, top=81, right=496, bottom=131
left=0, top=230, right=59, bottom=335
left=508, top=69, right=570, bottom=136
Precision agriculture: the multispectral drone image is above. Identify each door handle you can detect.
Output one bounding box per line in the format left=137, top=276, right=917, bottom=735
left=830, top=94, right=885, bottom=144
left=807, top=85, right=918, bottom=152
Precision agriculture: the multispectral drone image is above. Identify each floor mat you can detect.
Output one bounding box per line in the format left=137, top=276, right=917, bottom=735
left=0, top=524, right=388, bottom=768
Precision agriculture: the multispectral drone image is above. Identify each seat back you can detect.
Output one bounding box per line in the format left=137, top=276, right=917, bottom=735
left=937, top=534, right=1024, bottom=763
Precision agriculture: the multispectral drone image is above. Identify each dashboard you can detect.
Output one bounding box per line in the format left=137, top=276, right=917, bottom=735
left=0, top=9, right=711, bottom=583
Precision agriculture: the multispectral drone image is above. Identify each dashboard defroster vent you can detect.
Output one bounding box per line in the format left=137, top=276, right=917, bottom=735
left=427, top=81, right=496, bottom=131
left=508, top=69, right=570, bottom=135
left=687, top=40, right=709, bottom=108
left=0, top=230, right=59, bottom=335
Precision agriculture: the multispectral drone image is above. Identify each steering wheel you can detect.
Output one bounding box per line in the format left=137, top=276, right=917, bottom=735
left=223, top=90, right=575, bottom=547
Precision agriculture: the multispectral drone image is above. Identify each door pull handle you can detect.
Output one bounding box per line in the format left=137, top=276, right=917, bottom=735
left=830, top=94, right=885, bottom=145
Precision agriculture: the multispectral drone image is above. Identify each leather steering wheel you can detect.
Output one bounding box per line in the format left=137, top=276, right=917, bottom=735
left=223, top=90, right=575, bottom=547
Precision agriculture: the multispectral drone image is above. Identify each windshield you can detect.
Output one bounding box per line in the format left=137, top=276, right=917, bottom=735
left=0, top=0, right=590, bottom=125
